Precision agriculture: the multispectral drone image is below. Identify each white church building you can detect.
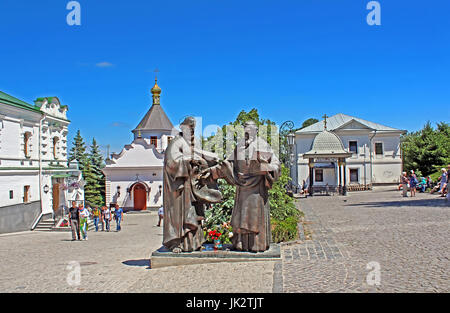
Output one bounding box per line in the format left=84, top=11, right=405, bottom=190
left=0, top=91, right=84, bottom=233
left=293, top=113, right=406, bottom=194
left=103, top=79, right=177, bottom=211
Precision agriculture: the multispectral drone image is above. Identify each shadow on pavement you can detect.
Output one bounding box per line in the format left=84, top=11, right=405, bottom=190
left=345, top=197, right=449, bottom=208
left=122, top=259, right=151, bottom=269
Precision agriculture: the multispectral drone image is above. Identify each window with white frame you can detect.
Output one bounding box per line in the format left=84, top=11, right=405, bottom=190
left=349, top=141, right=358, bottom=154
left=375, top=142, right=383, bottom=155
left=350, top=169, right=359, bottom=183
left=315, top=169, right=323, bottom=182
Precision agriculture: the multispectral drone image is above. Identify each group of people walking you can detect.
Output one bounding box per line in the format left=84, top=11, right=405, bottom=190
left=68, top=202, right=124, bottom=241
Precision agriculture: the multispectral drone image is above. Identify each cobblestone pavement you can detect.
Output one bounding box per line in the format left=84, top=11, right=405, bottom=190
left=0, top=213, right=275, bottom=293
left=1, top=188, right=448, bottom=293
left=281, top=187, right=450, bottom=292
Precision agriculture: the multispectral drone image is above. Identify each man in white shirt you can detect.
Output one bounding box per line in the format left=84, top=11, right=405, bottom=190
left=103, top=207, right=111, bottom=232
left=157, top=206, right=164, bottom=227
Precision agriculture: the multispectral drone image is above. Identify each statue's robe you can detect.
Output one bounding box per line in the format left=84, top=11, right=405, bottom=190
left=162, top=135, right=219, bottom=252
left=212, top=136, right=280, bottom=252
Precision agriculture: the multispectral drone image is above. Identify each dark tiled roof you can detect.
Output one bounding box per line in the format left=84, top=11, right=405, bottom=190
left=133, top=103, right=174, bottom=132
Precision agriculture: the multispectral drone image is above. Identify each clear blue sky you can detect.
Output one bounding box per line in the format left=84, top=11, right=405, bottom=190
left=1, top=0, right=449, bottom=156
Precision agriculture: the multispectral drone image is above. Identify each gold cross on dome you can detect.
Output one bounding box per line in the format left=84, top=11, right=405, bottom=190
left=322, top=114, right=329, bottom=130
left=154, top=68, right=160, bottom=80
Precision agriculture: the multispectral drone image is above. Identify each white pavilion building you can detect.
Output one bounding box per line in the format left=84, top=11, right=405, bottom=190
left=293, top=113, right=406, bottom=194
left=102, top=79, right=177, bottom=211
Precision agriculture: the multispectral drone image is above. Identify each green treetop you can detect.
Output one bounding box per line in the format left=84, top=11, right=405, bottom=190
left=68, top=130, right=88, bottom=171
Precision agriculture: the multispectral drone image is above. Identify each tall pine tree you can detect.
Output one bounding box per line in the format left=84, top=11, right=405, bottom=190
left=68, top=130, right=88, bottom=172
left=89, top=138, right=106, bottom=206
left=69, top=132, right=106, bottom=207
left=83, top=159, right=103, bottom=207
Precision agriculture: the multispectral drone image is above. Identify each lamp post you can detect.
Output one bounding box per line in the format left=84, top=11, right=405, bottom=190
left=309, top=159, right=315, bottom=196
left=287, top=132, right=296, bottom=191
left=280, top=121, right=295, bottom=195
left=279, top=120, right=294, bottom=168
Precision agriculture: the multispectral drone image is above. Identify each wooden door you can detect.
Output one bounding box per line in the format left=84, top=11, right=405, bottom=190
left=23, top=185, right=30, bottom=203
left=53, top=183, right=60, bottom=213
left=133, top=184, right=147, bottom=210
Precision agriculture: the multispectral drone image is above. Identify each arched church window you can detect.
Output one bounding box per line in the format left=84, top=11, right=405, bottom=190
left=53, top=137, right=59, bottom=159
left=24, top=132, right=32, bottom=158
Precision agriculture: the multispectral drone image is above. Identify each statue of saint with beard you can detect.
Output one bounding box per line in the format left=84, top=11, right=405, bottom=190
left=162, top=116, right=222, bottom=253
left=201, top=121, right=281, bottom=252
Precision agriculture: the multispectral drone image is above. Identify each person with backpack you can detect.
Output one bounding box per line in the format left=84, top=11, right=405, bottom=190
left=409, top=170, right=418, bottom=197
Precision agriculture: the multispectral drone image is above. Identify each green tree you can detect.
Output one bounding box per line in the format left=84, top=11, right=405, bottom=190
left=402, top=121, right=450, bottom=176
left=88, top=138, right=106, bottom=206
left=83, top=160, right=103, bottom=207
left=68, top=130, right=88, bottom=172
left=300, top=118, right=319, bottom=129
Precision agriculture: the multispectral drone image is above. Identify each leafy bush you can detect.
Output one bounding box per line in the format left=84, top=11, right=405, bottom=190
left=271, top=216, right=299, bottom=243
left=204, top=179, right=235, bottom=230
left=430, top=170, right=443, bottom=182
left=269, top=165, right=299, bottom=221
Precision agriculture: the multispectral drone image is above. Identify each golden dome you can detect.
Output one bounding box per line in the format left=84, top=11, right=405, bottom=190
left=151, top=77, right=161, bottom=95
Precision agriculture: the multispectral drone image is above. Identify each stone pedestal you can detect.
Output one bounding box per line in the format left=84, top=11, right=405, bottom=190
left=150, top=243, right=281, bottom=269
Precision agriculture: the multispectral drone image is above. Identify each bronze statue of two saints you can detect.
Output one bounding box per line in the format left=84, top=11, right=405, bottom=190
left=162, top=117, right=280, bottom=253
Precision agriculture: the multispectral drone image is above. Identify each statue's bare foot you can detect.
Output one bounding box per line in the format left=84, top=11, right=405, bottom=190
left=172, top=247, right=182, bottom=254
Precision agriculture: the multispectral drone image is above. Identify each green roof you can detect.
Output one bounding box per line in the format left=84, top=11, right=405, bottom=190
left=52, top=174, right=73, bottom=178
left=34, top=96, right=68, bottom=111
left=0, top=91, right=41, bottom=113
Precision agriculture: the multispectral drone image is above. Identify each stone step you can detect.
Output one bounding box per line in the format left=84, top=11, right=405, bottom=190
left=38, top=221, right=55, bottom=225
left=33, top=219, right=93, bottom=232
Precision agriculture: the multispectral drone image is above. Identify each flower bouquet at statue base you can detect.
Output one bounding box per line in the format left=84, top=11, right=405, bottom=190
left=209, top=230, right=223, bottom=250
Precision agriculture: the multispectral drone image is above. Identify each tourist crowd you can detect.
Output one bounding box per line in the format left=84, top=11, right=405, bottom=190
left=67, top=202, right=124, bottom=241
left=400, top=165, right=449, bottom=199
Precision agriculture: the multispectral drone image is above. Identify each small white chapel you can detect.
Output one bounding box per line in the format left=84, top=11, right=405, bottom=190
left=102, top=78, right=177, bottom=211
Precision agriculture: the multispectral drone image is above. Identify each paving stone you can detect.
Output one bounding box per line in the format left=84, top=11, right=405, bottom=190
left=0, top=214, right=276, bottom=293
left=282, top=188, right=450, bottom=293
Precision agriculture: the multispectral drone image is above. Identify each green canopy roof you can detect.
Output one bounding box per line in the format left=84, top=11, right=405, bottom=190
left=0, top=91, right=41, bottom=113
